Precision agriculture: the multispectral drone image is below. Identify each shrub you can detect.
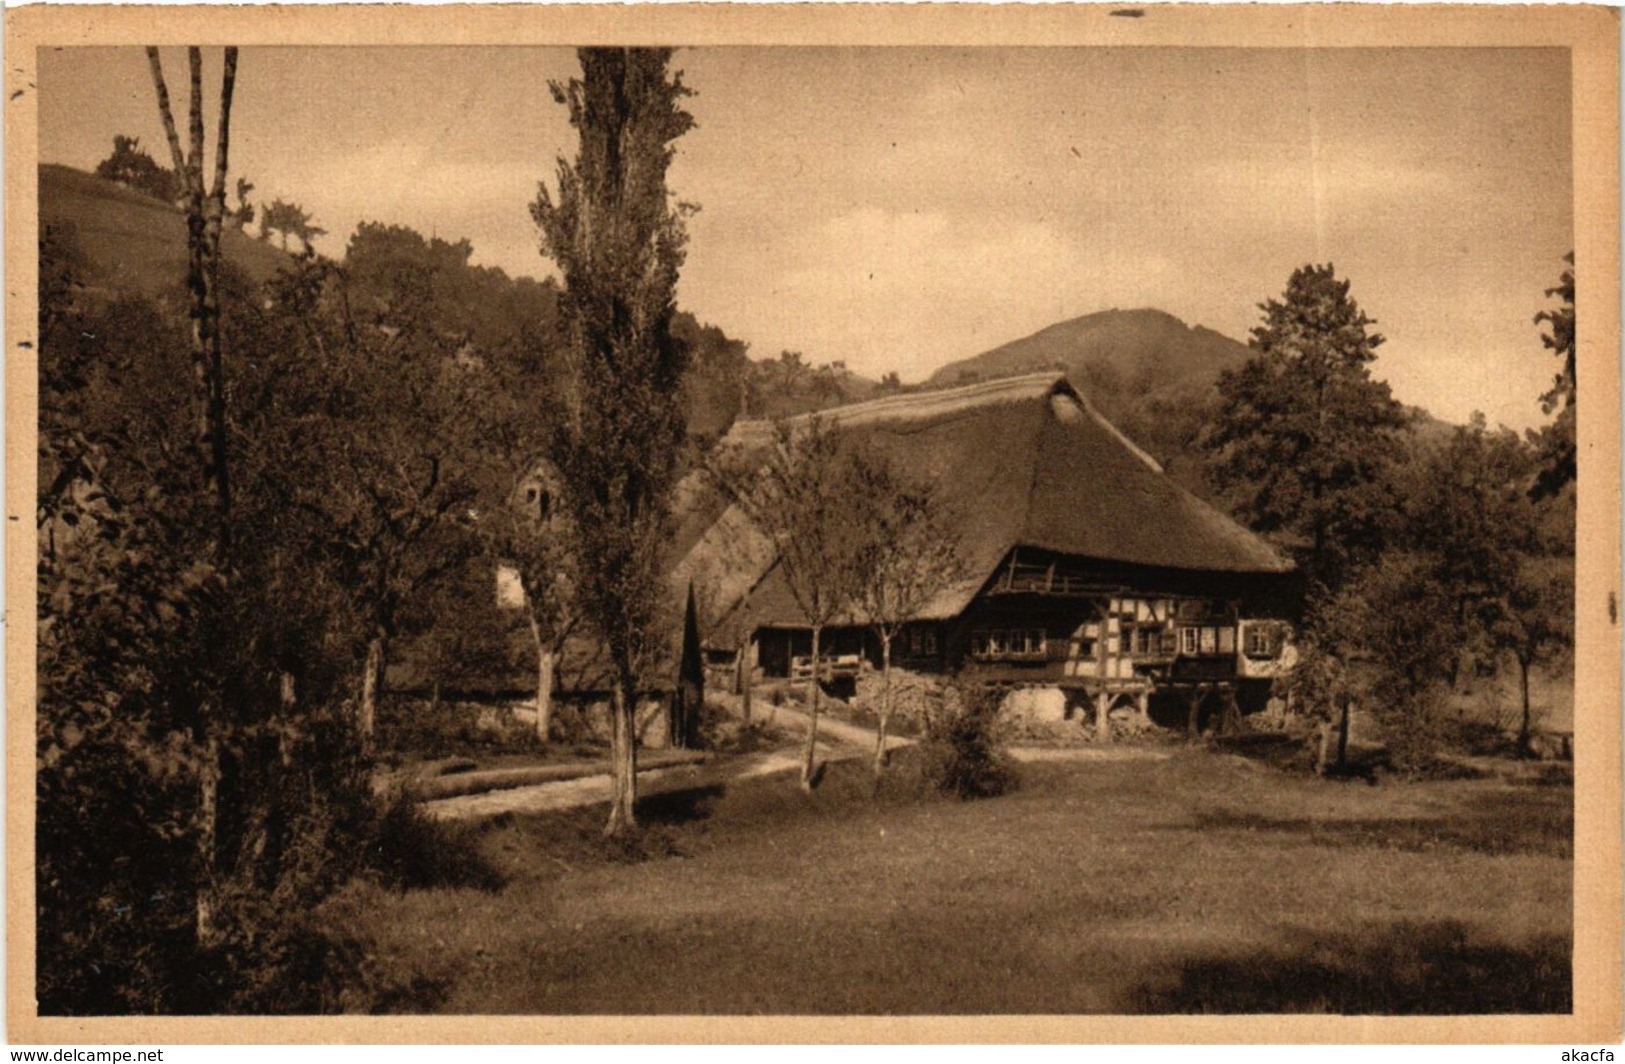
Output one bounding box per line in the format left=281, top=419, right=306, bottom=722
left=368, top=790, right=504, bottom=892
left=919, top=681, right=1018, bottom=799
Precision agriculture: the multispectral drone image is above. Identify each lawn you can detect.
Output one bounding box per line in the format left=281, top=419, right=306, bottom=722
left=331, top=745, right=1572, bottom=1015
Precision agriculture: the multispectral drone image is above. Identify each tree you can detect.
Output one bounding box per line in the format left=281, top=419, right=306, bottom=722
left=258, top=197, right=324, bottom=253
left=1492, top=557, right=1573, bottom=754
left=532, top=48, right=696, bottom=836
left=267, top=246, right=485, bottom=751
left=1531, top=252, right=1577, bottom=498
left=232, top=176, right=255, bottom=230
left=1204, top=264, right=1408, bottom=592
left=1404, top=414, right=1538, bottom=684
left=474, top=425, right=576, bottom=743
left=847, top=449, right=961, bottom=777
left=712, top=419, right=866, bottom=790
left=145, top=42, right=240, bottom=946
left=94, top=133, right=179, bottom=203
left=1291, top=552, right=1460, bottom=773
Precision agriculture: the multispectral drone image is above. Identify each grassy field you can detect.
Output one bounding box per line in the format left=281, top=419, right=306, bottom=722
left=332, top=745, right=1571, bottom=1015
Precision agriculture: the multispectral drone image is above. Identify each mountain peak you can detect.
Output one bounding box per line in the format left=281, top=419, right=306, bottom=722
left=927, top=307, right=1250, bottom=392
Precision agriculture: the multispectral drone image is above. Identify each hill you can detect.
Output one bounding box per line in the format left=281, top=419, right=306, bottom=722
left=927, top=307, right=1251, bottom=397
left=922, top=309, right=1251, bottom=497
left=39, top=164, right=753, bottom=440
left=39, top=163, right=293, bottom=298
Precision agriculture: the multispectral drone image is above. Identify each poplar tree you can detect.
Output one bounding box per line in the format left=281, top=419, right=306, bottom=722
left=531, top=49, right=695, bottom=836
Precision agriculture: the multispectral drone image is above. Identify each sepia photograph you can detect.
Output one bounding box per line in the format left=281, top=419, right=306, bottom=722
left=6, top=2, right=1620, bottom=1044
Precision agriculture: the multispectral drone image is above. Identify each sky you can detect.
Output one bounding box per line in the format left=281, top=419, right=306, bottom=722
left=38, top=45, right=1573, bottom=430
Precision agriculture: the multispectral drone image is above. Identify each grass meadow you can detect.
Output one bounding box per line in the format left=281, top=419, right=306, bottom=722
left=329, top=744, right=1572, bottom=1015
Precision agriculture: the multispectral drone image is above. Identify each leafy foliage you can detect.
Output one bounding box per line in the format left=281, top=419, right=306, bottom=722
left=920, top=682, right=1018, bottom=799
left=257, top=197, right=326, bottom=253
left=1530, top=252, right=1576, bottom=498
left=94, top=134, right=179, bottom=204
left=1283, top=412, right=1569, bottom=772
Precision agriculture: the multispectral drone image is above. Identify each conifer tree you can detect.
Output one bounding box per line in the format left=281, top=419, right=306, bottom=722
left=1205, top=263, right=1407, bottom=591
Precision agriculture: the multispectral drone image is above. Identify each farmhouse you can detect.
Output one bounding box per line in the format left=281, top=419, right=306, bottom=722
left=681, top=372, right=1302, bottom=735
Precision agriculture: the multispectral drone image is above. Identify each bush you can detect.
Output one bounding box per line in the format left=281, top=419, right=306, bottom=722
left=919, top=681, right=1018, bottom=799
left=207, top=882, right=449, bottom=1014
left=368, top=790, right=504, bottom=892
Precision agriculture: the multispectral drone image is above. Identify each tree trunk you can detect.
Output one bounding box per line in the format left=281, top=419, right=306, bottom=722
left=1336, top=693, right=1351, bottom=771
left=529, top=614, right=555, bottom=742
left=874, top=633, right=893, bottom=777
left=148, top=46, right=238, bottom=953
left=360, top=633, right=386, bottom=751
left=801, top=625, right=822, bottom=791
left=605, top=675, right=639, bottom=836
left=195, top=730, right=220, bottom=947
left=278, top=669, right=296, bottom=767
left=738, top=641, right=753, bottom=726
left=1517, top=655, right=1533, bottom=756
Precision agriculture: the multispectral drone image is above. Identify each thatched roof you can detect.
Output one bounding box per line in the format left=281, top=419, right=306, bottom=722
left=686, top=372, right=1293, bottom=643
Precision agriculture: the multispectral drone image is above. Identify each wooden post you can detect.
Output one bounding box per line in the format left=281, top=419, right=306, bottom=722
left=1095, top=599, right=1111, bottom=742
left=1219, top=684, right=1242, bottom=736
left=1185, top=684, right=1206, bottom=741
left=741, top=637, right=756, bottom=725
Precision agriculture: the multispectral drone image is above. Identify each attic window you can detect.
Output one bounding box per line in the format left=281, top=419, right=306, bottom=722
left=1049, top=392, right=1085, bottom=424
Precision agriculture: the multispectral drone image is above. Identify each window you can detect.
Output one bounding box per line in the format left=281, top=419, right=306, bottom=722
left=904, top=626, right=938, bottom=658
left=1131, top=625, right=1168, bottom=656
left=1245, top=623, right=1280, bottom=659
left=1181, top=627, right=1200, bottom=655
left=971, top=628, right=1047, bottom=660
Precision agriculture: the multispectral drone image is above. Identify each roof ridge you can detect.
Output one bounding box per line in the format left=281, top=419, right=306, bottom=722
left=726, top=370, right=1068, bottom=438
left=1071, top=388, right=1165, bottom=475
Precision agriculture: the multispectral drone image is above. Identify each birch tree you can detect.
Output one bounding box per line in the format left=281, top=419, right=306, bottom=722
left=145, top=43, right=238, bottom=945
left=712, top=419, right=864, bottom=790
left=848, top=450, right=961, bottom=777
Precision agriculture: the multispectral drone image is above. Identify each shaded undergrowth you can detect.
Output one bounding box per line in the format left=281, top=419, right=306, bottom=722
left=1126, top=919, right=1571, bottom=1014
left=1193, top=790, right=1572, bottom=859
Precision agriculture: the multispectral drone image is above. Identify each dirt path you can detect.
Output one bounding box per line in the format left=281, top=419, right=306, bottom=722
left=1007, top=745, right=1176, bottom=763
left=422, top=749, right=809, bottom=822
left=758, top=699, right=912, bottom=752
left=422, top=700, right=902, bottom=822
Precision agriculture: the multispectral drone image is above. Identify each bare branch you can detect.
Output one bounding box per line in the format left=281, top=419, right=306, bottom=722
left=144, top=48, right=187, bottom=183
